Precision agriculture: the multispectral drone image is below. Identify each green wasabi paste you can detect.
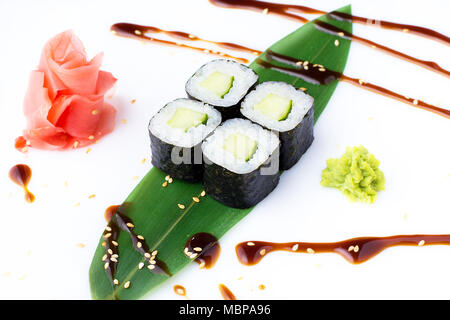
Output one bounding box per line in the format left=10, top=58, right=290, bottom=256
left=321, top=146, right=385, bottom=203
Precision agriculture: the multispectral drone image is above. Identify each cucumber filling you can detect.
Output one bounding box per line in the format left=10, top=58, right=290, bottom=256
left=223, top=133, right=258, bottom=162
left=167, top=107, right=208, bottom=132
left=254, top=93, right=292, bottom=121
left=200, top=71, right=234, bottom=98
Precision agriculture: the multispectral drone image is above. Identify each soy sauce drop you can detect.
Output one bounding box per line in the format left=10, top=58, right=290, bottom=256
left=9, top=164, right=35, bottom=203
left=218, top=283, right=236, bottom=300
left=184, top=233, right=221, bottom=269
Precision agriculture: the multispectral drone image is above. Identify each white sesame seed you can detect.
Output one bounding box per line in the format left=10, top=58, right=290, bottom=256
left=112, top=241, right=119, bottom=247
left=178, top=204, right=185, bottom=210
left=334, top=39, right=340, bottom=46
left=247, top=242, right=255, bottom=246
left=144, top=253, right=151, bottom=258
left=113, top=279, right=119, bottom=285
left=304, top=65, right=309, bottom=70
left=134, top=30, right=142, bottom=35
left=413, top=99, right=418, bottom=105
left=292, top=244, right=299, bottom=251
left=137, top=235, right=144, bottom=240
left=192, top=197, right=200, bottom=203
left=105, top=226, right=112, bottom=232
left=102, top=254, right=107, bottom=261
left=137, top=242, right=142, bottom=248
left=112, top=254, right=118, bottom=259
left=104, top=233, right=112, bottom=239
left=338, top=32, right=344, bottom=37
left=418, top=240, right=425, bottom=246
left=193, top=247, right=202, bottom=252
left=110, top=257, right=118, bottom=263
left=262, top=8, right=269, bottom=14
left=107, top=249, right=113, bottom=255
left=148, top=265, right=155, bottom=270
left=354, top=245, right=359, bottom=253
left=348, top=246, right=355, bottom=252
left=200, top=190, right=206, bottom=197
left=199, top=261, right=206, bottom=268
left=152, top=250, right=158, bottom=256
left=162, top=181, right=168, bottom=188
left=104, top=262, right=109, bottom=270
left=319, top=67, right=326, bottom=72
left=123, top=281, right=130, bottom=288
left=138, top=262, right=144, bottom=269
left=168, top=178, right=173, bottom=183
left=126, top=223, right=134, bottom=228
left=358, top=79, right=365, bottom=85
left=307, top=248, right=315, bottom=254
left=150, top=260, right=156, bottom=265
left=260, top=249, right=266, bottom=256
left=165, top=175, right=170, bottom=181
left=296, top=61, right=303, bottom=66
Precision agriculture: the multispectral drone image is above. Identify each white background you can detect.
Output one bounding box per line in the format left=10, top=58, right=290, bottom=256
left=0, top=0, right=449, bottom=299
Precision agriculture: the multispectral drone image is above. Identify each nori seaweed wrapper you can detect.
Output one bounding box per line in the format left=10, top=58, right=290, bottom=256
left=279, top=105, right=314, bottom=170
left=202, top=153, right=280, bottom=209
left=149, top=132, right=203, bottom=182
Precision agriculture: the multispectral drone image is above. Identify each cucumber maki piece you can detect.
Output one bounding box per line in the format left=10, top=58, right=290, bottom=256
left=223, top=132, right=258, bottom=162
left=167, top=107, right=208, bottom=132
left=253, top=93, right=292, bottom=121
left=186, top=59, right=258, bottom=120
left=202, top=119, right=280, bottom=209
left=148, top=98, right=221, bottom=182
left=240, top=81, right=315, bottom=170
left=200, top=71, right=234, bottom=98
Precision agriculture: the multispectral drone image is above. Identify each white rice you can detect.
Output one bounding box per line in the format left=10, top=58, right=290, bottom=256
left=149, top=98, right=221, bottom=148
left=202, top=118, right=279, bottom=174
left=186, top=59, right=258, bottom=107
left=240, top=81, right=314, bottom=132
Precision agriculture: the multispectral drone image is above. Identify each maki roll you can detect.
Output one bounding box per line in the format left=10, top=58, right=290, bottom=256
left=202, top=118, right=280, bottom=209
left=240, top=81, right=314, bottom=170
left=185, top=59, right=258, bottom=120
left=149, top=98, right=221, bottom=182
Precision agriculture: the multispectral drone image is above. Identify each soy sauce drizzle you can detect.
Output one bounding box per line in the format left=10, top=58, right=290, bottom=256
left=104, top=205, right=120, bottom=222
left=184, top=233, right=221, bottom=269
left=313, top=20, right=450, bottom=78
left=260, top=51, right=450, bottom=119
left=210, top=0, right=450, bottom=45
left=236, top=234, right=450, bottom=266
left=9, top=164, right=35, bottom=203
left=102, top=208, right=170, bottom=291
left=219, top=283, right=237, bottom=300
left=110, top=23, right=261, bottom=64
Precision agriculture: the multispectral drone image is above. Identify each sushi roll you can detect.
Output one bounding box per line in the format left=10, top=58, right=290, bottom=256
left=149, top=98, right=221, bottom=182
left=185, top=59, right=258, bottom=120
left=240, top=81, right=314, bottom=170
left=202, top=119, right=280, bottom=209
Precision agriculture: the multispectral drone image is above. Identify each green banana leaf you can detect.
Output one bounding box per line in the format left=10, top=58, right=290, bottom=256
left=89, top=5, right=353, bottom=300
